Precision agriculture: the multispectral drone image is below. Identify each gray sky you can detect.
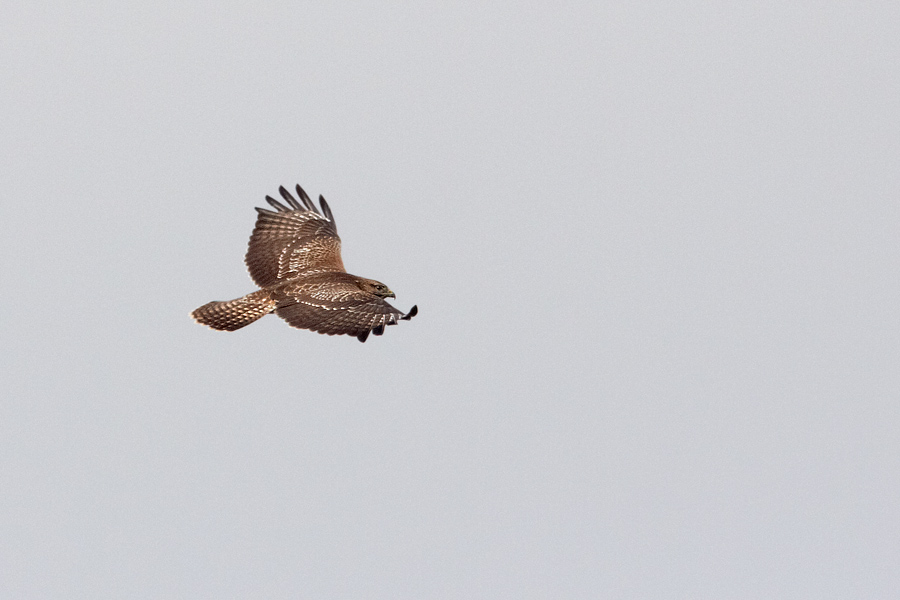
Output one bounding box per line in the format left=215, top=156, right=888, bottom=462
left=2, top=2, right=899, bottom=598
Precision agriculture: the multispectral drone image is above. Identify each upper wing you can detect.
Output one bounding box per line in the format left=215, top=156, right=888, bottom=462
left=273, top=279, right=417, bottom=342
left=245, top=185, right=344, bottom=288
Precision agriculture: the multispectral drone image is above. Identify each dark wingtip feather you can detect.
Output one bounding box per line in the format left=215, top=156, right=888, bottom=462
left=319, top=196, right=336, bottom=224
left=372, top=323, right=385, bottom=336
left=265, top=195, right=290, bottom=212
left=357, top=330, right=370, bottom=343
left=295, top=184, right=317, bottom=212
left=278, top=186, right=304, bottom=210
left=402, top=305, right=418, bottom=320
left=255, top=206, right=277, bottom=215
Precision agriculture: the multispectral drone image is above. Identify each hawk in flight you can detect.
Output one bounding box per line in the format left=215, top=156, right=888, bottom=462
left=191, top=184, right=417, bottom=342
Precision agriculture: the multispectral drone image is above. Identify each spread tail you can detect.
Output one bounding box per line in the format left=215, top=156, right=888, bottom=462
left=191, top=290, right=276, bottom=331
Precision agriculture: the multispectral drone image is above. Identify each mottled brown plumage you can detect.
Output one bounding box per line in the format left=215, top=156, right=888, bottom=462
left=191, top=184, right=416, bottom=342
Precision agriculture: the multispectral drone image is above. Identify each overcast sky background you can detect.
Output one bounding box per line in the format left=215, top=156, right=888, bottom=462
left=2, top=2, right=899, bottom=598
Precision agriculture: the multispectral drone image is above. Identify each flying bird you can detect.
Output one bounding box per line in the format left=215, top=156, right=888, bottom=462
left=191, top=184, right=417, bottom=342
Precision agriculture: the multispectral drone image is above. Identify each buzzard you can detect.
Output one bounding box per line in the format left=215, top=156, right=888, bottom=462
left=191, top=184, right=417, bottom=342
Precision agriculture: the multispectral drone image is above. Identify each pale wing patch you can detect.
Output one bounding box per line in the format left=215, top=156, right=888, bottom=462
left=278, top=237, right=345, bottom=281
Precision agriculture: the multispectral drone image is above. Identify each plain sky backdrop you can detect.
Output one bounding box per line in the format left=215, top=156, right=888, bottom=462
left=2, top=2, right=899, bottom=598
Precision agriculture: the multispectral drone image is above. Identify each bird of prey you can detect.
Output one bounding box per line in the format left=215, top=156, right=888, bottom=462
left=191, top=184, right=417, bottom=342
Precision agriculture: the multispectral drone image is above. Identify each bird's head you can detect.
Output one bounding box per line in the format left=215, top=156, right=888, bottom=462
left=360, top=278, right=395, bottom=299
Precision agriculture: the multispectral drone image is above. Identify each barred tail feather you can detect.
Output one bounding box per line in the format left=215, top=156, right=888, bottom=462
left=191, top=290, right=276, bottom=331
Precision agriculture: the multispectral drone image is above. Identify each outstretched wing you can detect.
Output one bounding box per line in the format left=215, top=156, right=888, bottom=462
left=245, top=185, right=344, bottom=288
left=273, top=279, right=417, bottom=342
